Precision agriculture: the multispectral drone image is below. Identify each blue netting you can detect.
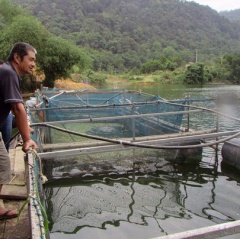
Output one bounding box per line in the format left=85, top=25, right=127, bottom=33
left=35, top=89, right=163, bottom=107
left=30, top=90, right=186, bottom=147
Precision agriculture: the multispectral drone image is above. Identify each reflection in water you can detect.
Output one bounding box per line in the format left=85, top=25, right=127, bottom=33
left=45, top=156, right=240, bottom=239
left=44, top=85, right=240, bottom=239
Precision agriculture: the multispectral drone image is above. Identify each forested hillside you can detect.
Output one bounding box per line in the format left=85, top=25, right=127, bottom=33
left=220, top=9, right=240, bottom=23
left=11, top=0, right=240, bottom=72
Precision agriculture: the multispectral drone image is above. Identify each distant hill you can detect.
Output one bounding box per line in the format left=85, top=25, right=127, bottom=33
left=220, top=9, right=240, bottom=23
left=12, top=0, right=240, bottom=70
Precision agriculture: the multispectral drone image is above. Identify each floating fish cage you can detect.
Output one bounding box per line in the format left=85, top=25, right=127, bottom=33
left=30, top=89, right=188, bottom=148
left=25, top=88, right=240, bottom=239
left=27, top=88, right=240, bottom=182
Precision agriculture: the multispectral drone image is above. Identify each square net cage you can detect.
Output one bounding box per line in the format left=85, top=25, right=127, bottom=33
left=29, top=89, right=187, bottom=153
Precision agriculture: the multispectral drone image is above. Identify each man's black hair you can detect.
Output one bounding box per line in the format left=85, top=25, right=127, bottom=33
left=7, top=42, right=37, bottom=61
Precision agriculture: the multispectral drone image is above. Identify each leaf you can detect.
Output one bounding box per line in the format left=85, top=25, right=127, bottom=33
left=17, top=196, right=30, bottom=222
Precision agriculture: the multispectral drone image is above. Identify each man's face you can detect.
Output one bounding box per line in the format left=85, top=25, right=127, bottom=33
left=18, top=50, right=36, bottom=76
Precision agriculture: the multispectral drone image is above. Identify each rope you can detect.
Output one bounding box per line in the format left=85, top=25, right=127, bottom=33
left=27, top=152, right=47, bottom=239
left=100, top=91, right=125, bottom=105
left=75, top=93, right=90, bottom=106
left=27, top=148, right=48, bottom=184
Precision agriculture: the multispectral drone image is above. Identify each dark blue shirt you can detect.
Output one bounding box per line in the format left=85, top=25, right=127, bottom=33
left=0, top=62, right=23, bottom=127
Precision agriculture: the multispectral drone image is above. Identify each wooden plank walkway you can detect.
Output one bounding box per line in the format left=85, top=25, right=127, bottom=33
left=0, top=147, right=31, bottom=239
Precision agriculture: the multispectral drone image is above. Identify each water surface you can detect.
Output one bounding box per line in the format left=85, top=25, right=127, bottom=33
left=45, top=84, right=240, bottom=239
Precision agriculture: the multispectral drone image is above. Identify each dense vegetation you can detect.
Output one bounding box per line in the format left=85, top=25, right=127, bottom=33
left=11, top=0, right=240, bottom=73
left=0, top=0, right=240, bottom=88
left=220, top=9, right=240, bottom=23
left=0, top=0, right=91, bottom=87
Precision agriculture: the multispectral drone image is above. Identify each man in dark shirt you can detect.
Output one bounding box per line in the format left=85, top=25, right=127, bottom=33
left=0, top=42, right=37, bottom=220
left=0, top=59, right=13, bottom=151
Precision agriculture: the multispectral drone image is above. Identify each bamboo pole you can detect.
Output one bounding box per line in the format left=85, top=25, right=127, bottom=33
left=152, top=220, right=240, bottom=239
left=41, top=129, right=216, bottom=151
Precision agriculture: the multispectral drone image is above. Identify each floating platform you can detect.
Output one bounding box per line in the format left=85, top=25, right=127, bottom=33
left=222, top=138, right=240, bottom=171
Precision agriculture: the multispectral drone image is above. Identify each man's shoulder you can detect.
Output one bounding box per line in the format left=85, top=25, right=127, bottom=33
left=0, top=62, right=15, bottom=74
left=0, top=62, right=17, bottom=79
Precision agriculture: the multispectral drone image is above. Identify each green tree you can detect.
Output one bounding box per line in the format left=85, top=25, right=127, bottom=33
left=38, top=36, right=91, bottom=87
left=0, top=15, right=50, bottom=60
left=184, top=63, right=204, bottom=84
left=0, top=0, right=23, bottom=24
left=224, top=54, right=240, bottom=84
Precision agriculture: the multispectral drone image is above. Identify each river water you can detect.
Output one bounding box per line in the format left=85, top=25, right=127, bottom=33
left=45, top=84, right=240, bottom=239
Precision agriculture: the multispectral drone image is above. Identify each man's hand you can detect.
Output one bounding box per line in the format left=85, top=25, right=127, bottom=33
left=22, top=139, right=37, bottom=153
left=11, top=102, right=37, bottom=153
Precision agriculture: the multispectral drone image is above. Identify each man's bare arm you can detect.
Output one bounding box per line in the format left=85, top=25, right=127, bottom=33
left=11, top=102, right=37, bottom=152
